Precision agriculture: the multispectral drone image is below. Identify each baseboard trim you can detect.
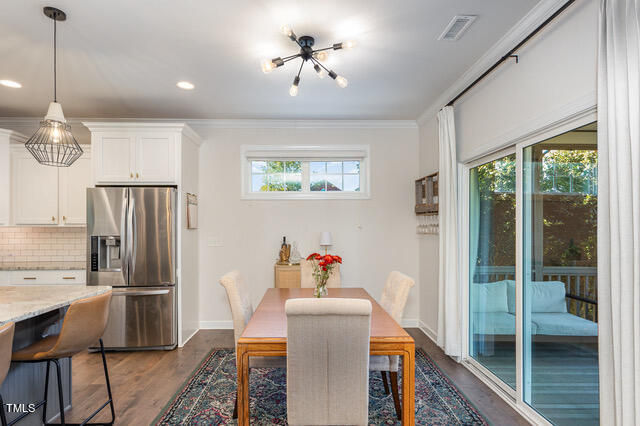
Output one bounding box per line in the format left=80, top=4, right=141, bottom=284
left=200, top=319, right=420, bottom=330
left=418, top=320, right=438, bottom=343
left=200, top=320, right=233, bottom=329
left=180, top=328, right=199, bottom=347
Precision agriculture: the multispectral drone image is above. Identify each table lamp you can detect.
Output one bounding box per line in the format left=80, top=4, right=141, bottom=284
left=319, top=231, right=332, bottom=254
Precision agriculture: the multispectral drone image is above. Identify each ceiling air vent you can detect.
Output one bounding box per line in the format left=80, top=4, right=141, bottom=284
left=438, top=15, right=477, bottom=41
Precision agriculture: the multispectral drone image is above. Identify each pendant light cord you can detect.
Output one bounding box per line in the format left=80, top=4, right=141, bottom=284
left=53, top=15, right=57, bottom=102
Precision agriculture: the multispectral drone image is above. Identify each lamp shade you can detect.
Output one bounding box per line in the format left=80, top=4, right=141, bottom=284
left=319, top=231, right=332, bottom=247
left=25, top=103, right=83, bottom=167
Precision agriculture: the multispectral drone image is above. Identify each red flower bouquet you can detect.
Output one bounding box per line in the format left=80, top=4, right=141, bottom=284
left=306, top=252, right=342, bottom=297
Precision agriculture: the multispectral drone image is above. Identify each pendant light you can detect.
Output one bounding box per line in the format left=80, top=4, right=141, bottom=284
left=25, top=7, right=82, bottom=167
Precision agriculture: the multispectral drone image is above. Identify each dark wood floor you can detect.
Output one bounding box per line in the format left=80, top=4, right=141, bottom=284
left=63, top=329, right=528, bottom=425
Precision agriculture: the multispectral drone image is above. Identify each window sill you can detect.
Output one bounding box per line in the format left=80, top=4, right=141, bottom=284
left=240, top=191, right=370, bottom=200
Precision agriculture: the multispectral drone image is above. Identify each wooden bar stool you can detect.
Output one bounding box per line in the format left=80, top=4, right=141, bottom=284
left=11, top=291, right=114, bottom=426
left=0, top=322, right=15, bottom=426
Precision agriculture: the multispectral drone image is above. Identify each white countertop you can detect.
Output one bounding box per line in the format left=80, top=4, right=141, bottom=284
left=0, top=285, right=111, bottom=326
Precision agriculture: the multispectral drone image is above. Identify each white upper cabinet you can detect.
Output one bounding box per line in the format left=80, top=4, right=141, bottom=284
left=0, top=130, right=24, bottom=225
left=135, top=134, right=176, bottom=183
left=59, top=150, right=92, bottom=225
left=12, top=147, right=59, bottom=225
left=10, top=145, right=92, bottom=226
left=86, top=124, right=182, bottom=185
left=95, top=135, right=135, bottom=182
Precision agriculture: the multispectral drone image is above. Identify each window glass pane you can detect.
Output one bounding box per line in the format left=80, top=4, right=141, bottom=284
left=469, top=153, right=516, bottom=389
left=310, top=162, right=325, bottom=174
left=326, top=161, right=342, bottom=174
left=285, top=161, right=301, bottom=173
left=252, top=174, right=266, bottom=192
left=252, top=161, right=267, bottom=173
left=326, top=175, right=342, bottom=191
left=310, top=175, right=325, bottom=191
left=268, top=173, right=285, bottom=191
left=343, top=161, right=360, bottom=174
left=343, top=174, right=360, bottom=192
left=285, top=173, right=302, bottom=191
left=522, top=123, right=598, bottom=425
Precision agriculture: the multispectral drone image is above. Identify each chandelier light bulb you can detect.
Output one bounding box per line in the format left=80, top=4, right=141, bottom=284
left=261, top=59, right=275, bottom=73
left=289, top=76, right=300, bottom=96
left=51, top=123, right=61, bottom=143
left=335, top=75, right=348, bottom=88
left=342, top=40, right=355, bottom=49
left=313, top=64, right=325, bottom=78
left=280, top=25, right=293, bottom=37
left=313, top=51, right=328, bottom=62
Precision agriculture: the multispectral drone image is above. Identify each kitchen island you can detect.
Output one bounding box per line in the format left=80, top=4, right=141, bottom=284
left=0, top=285, right=111, bottom=425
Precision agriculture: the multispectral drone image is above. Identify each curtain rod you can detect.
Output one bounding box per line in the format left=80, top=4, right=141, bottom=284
left=446, top=0, right=576, bottom=107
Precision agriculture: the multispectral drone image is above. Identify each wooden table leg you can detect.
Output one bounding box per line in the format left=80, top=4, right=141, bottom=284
left=237, top=343, right=250, bottom=426
left=401, top=342, right=415, bottom=425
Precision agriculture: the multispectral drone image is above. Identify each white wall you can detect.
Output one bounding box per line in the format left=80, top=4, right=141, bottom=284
left=417, top=0, right=598, bottom=340
left=456, top=0, right=598, bottom=161
left=195, top=125, right=420, bottom=327
left=417, top=116, right=439, bottom=339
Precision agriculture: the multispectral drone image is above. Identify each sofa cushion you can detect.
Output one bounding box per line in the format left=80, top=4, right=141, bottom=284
left=471, top=281, right=509, bottom=313
left=506, top=280, right=567, bottom=313
left=531, top=313, right=598, bottom=336
left=471, top=312, right=534, bottom=335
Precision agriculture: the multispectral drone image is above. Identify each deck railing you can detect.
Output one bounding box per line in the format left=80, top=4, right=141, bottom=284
left=473, top=265, right=598, bottom=322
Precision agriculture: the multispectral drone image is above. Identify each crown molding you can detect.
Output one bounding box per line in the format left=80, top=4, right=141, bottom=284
left=186, top=119, right=418, bottom=129
left=0, top=128, right=28, bottom=143
left=0, top=116, right=418, bottom=132
left=416, top=0, right=575, bottom=126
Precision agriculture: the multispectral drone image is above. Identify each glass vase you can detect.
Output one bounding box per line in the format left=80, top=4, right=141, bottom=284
left=314, top=283, right=328, bottom=298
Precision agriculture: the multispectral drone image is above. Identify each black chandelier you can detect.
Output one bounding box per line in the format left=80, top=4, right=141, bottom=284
left=261, top=25, right=354, bottom=96
left=24, top=6, right=83, bottom=167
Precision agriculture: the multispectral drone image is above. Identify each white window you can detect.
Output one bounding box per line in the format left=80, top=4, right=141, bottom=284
left=241, top=145, right=370, bottom=199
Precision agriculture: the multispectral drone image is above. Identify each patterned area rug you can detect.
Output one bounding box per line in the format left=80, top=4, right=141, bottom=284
left=155, top=348, right=487, bottom=425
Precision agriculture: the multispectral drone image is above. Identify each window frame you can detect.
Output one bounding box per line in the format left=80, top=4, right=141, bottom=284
left=240, top=145, right=370, bottom=199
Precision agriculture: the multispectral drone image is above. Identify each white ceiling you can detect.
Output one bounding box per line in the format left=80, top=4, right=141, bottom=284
left=0, top=0, right=539, bottom=120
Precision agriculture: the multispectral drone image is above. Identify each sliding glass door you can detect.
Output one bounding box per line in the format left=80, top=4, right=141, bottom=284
left=469, top=153, right=516, bottom=388
left=468, top=122, right=598, bottom=425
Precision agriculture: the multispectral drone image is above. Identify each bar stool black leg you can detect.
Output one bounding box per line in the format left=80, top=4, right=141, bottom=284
left=43, top=360, right=51, bottom=424
left=52, top=359, right=66, bottom=425
left=0, top=393, right=8, bottom=426
left=98, top=339, right=115, bottom=424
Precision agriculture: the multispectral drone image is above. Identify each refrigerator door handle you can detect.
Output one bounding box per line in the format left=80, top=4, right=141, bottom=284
left=121, top=190, right=129, bottom=284
left=127, top=191, right=135, bottom=280
left=112, top=289, right=170, bottom=296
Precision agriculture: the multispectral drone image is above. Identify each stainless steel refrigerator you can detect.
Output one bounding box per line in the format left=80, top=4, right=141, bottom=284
left=86, top=187, right=177, bottom=350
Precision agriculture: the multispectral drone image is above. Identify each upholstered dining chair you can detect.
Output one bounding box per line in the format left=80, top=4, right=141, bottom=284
left=285, top=298, right=372, bottom=426
left=300, top=259, right=341, bottom=288
left=0, top=322, right=15, bottom=426
left=219, top=270, right=286, bottom=419
left=370, top=270, right=415, bottom=419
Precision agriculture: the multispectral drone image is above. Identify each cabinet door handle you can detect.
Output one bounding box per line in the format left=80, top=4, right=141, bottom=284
left=52, top=216, right=56, bottom=221
left=63, top=216, right=66, bottom=221
left=136, top=173, right=139, bottom=179
left=23, top=277, right=37, bottom=280
left=62, top=276, right=76, bottom=280
left=130, top=173, right=134, bottom=178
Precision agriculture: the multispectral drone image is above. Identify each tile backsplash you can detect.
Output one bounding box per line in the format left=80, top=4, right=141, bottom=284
left=0, top=227, right=86, bottom=263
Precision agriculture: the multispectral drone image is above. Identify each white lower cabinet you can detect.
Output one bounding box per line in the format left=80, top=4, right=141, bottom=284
left=4, top=270, right=85, bottom=285
left=11, top=145, right=92, bottom=226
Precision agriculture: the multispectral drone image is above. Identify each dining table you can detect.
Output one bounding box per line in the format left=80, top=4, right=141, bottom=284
left=236, top=287, right=415, bottom=425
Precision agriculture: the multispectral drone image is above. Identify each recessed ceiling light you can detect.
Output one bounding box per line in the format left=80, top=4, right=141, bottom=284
left=0, top=79, right=22, bottom=88
left=176, top=81, right=195, bottom=90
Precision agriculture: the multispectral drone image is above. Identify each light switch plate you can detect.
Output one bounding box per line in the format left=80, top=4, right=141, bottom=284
left=208, top=237, right=224, bottom=247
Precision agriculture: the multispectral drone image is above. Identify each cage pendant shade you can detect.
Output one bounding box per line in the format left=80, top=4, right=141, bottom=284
left=25, top=6, right=82, bottom=167
left=25, top=103, right=83, bottom=167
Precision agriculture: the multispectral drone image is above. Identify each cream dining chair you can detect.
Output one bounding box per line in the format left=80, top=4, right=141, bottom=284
left=300, top=259, right=341, bottom=288
left=369, top=270, right=415, bottom=419
left=219, top=270, right=286, bottom=419
left=286, top=298, right=372, bottom=426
